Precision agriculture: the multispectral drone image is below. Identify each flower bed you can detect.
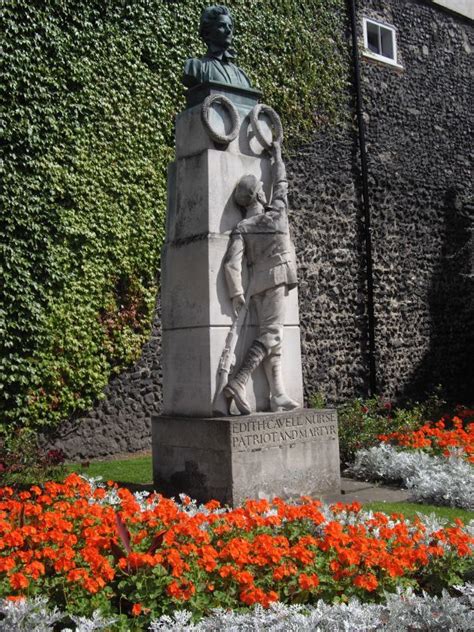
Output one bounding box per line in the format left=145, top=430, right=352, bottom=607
left=348, top=414, right=474, bottom=510
left=378, top=414, right=473, bottom=462
left=347, top=445, right=474, bottom=510
left=0, top=475, right=472, bottom=629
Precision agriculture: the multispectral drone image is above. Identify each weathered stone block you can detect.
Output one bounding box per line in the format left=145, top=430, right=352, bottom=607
left=162, top=324, right=303, bottom=417
left=166, top=149, right=272, bottom=243
left=152, top=409, right=341, bottom=505
left=161, top=235, right=300, bottom=330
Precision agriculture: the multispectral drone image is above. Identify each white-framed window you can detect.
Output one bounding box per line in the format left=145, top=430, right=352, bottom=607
left=362, top=18, right=401, bottom=68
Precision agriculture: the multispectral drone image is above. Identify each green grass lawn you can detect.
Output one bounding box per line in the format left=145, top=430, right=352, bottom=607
left=364, top=501, right=473, bottom=524
left=67, top=455, right=153, bottom=485
left=65, top=455, right=474, bottom=524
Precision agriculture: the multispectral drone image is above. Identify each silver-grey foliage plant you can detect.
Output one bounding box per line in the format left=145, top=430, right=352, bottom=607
left=150, top=585, right=474, bottom=631
left=2, top=586, right=473, bottom=631
left=347, top=444, right=474, bottom=510
left=0, top=597, right=115, bottom=632
left=0, top=597, right=62, bottom=631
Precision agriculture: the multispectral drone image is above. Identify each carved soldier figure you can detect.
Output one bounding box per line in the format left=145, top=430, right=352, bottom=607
left=223, top=141, right=300, bottom=414
left=183, top=5, right=252, bottom=89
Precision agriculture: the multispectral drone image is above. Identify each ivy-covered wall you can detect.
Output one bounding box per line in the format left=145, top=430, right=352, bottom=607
left=1, top=0, right=348, bottom=445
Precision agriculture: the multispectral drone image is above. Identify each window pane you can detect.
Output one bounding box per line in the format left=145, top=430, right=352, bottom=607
left=367, top=23, right=380, bottom=54
left=381, top=27, right=394, bottom=59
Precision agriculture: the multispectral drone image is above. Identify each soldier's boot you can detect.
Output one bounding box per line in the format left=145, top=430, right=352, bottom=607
left=224, top=341, right=266, bottom=415
left=264, top=353, right=300, bottom=412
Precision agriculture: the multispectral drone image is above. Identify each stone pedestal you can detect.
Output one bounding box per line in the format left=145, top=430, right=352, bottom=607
left=152, top=409, right=341, bottom=505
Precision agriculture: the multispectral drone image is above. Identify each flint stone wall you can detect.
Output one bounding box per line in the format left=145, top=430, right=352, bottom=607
left=292, top=0, right=473, bottom=405
left=356, top=0, right=473, bottom=402
left=49, top=0, right=473, bottom=459
left=287, top=125, right=370, bottom=406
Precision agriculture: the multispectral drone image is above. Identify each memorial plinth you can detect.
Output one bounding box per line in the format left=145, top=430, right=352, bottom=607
left=152, top=54, right=341, bottom=503
left=153, top=409, right=340, bottom=505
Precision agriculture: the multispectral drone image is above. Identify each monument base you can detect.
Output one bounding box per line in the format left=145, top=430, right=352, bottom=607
left=152, top=409, right=341, bottom=506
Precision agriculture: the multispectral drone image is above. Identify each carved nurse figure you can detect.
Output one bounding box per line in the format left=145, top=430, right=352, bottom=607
left=223, top=140, right=300, bottom=414
left=183, top=5, right=252, bottom=89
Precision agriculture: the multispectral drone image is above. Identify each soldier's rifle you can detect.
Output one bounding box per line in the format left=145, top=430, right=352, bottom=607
left=212, top=296, right=250, bottom=415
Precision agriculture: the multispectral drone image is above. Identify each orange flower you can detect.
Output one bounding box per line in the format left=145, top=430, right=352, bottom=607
left=354, top=573, right=378, bottom=592
left=235, top=570, right=254, bottom=586
left=131, top=603, right=142, bottom=616
left=298, top=573, right=320, bottom=590
left=84, top=577, right=101, bottom=593
left=181, top=580, right=195, bottom=600
left=273, top=562, right=297, bottom=580
left=378, top=418, right=473, bottom=460
left=127, top=551, right=155, bottom=570
left=240, top=586, right=278, bottom=608
left=0, top=557, right=15, bottom=572
left=67, top=568, right=89, bottom=583
left=25, top=561, right=45, bottom=579
left=205, top=500, right=221, bottom=511
left=54, top=557, right=76, bottom=573
left=4, top=532, right=24, bottom=547
left=6, top=595, right=25, bottom=602
left=9, top=572, right=29, bottom=590
left=166, top=580, right=181, bottom=598
left=289, top=543, right=314, bottom=564
left=198, top=545, right=218, bottom=572
left=166, top=579, right=195, bottom=601
left=338, top=548, right=361, bottom=566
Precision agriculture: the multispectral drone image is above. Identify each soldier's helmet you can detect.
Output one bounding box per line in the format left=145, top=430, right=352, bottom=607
left=234, top=175, right=260, bottom=208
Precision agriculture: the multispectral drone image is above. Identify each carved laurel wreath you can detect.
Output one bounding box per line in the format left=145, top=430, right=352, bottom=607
left=249, top=104, right=284, bottom=150
left=201, top=94, right=240, bottom=144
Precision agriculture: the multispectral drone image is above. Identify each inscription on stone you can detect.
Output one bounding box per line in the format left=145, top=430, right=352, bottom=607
left=231, top=411, right=338, bottom=452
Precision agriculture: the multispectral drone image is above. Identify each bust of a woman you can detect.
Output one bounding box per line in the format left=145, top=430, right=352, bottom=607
left=183, top=5, right=252, bottom=90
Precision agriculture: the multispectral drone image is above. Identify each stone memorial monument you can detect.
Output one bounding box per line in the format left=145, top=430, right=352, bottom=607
left=152, top=5, right=340, bottom=505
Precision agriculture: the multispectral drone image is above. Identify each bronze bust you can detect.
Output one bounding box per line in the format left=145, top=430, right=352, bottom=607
left=183, top=5, right=252, bottom=89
